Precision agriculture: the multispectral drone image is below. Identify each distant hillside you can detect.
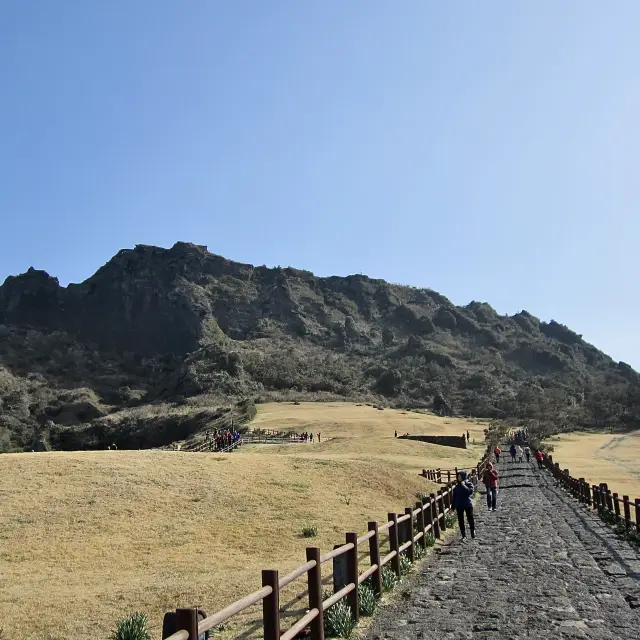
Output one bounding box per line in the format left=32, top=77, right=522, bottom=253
left=1, top=241, right=638, bottom=451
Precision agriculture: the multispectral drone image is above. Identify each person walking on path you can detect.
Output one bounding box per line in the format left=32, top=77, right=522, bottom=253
left=516, top=445, right=524, bottom=463
left=494, top=445, right=502, bottom=464
left=535, top=449, right=545, bottom=470
left=451, top=471, right=476, bottom=540
left=482, top=462, right=499, bottom=511
left=524, top=445, right=531, bottom=463
left=509, top=444, right=517, bottom=463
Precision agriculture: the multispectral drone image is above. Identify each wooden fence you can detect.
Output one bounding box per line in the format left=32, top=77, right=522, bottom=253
left=420, top=466, right=473, bottom=484
left=543, top=454, right=639, bottom=534
left=161, top=456, right=490, bottom=640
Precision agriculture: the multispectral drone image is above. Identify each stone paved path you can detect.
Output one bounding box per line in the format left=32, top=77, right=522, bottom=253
left=367, top=461, right=640, bottom=639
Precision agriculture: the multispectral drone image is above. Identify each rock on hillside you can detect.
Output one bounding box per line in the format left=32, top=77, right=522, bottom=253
left=1, top=242, right=638, bottom=451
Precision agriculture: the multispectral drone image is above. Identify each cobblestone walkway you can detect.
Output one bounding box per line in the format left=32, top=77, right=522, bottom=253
left=367, top=462, right=640, bottom=639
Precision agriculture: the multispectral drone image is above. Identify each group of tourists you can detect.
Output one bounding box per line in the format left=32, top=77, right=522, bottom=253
left=451, top=442, right=547, bottom=541
left=291, top=431, right=321, bottom=442
left=206, top=428, right=241, bottom=451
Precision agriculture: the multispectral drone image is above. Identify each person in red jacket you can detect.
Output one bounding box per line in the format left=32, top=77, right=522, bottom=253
left=535, top=449, right=545, bottom=470
left=493, top=445, right=502, bottom=464
left=482, top=462, right=499, bottom=511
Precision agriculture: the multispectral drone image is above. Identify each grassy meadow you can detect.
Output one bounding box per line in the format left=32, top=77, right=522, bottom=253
left=0, top=402, right=486, bottom=640
left=545, top=429, right=640, bottom=500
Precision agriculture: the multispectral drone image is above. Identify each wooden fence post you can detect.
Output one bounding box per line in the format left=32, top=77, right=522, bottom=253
left=447, top=470, right=451, bottom=483
left=388, top=513, right=401, bottom=578
left=367, top=522, right=383, bottom=596
left=443, top=486, right=450, bottom=512
left=404, top=507, right=415, bottom=562
left=593, top=485, right=600, bottom=512
left=622, top=496, right=631, bottom=530
left=416, top=501, right=426, bottom=550
left=306, top=547, right=325, bottom=640
left=437, top=489, right=447, bottom=531
left=635, top=499, right=640, bottom=534
left=175, top=608, right=199, bottom=640
left=262, top=570, right=280, bottom=640
left=613, top=493, right=621, bottom=523
left=430, top=493, right=440, bottom=539
left=345, top=532, right=359, bottom=622
left=437, top=469, right=442, bottom=483
left=606, top=488, right=614, bottom=513
left=597, top=484, right=604, bottom=512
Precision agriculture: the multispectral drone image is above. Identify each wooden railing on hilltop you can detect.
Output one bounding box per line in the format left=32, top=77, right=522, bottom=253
left=161, top=454, right=491, bottom=639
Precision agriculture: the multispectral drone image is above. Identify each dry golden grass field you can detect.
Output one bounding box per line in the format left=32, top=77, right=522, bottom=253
left=0, top=402, right=486, bottom=640
left=545, top=429, right=640, bottom=500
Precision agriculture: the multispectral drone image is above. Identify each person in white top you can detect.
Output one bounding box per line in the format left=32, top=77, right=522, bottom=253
left=516, top=445, right=524, bottom=463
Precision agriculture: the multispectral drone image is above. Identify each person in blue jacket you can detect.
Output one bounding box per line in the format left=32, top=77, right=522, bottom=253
left=451, top=471, right=476, bottom=540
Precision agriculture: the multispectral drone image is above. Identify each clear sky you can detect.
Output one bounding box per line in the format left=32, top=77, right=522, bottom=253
left=1, top=2, right=638, bottom=368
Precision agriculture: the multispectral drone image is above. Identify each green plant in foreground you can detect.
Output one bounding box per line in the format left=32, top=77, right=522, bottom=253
left=445, top=512, right=457, bottom=528
left=301, top=525, right=318, bottom=538
left=381, top=566, right=398, bottom=592
left=414, top=542, right=426, bottom=560
left=111, top=612, right=150, bottom=640
left=415, top=491, right=428, bottom=502
left=323, top=600, right=356, bottom=638
left=358, top=583, right=377, bottom=617
left=424, top=532, right=436, bottom=547
left=399, top=553, right=412, bottom=576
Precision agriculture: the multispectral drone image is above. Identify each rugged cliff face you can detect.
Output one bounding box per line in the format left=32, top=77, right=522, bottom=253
left=1, top=241, right=638, bottom=451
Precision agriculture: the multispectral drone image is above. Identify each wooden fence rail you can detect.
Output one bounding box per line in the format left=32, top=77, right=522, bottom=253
left=421, top=464, right=482, bottom=484
left=161, top=454, right=491, bottom=639
left=542, top=453, right=639, bottom=535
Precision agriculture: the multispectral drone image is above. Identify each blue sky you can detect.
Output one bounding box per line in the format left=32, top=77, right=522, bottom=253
left=1, top=2, right=639, bottom=367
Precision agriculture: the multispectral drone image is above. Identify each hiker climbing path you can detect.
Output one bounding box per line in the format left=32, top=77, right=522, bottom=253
left=367, top=461, right=640, bottom=639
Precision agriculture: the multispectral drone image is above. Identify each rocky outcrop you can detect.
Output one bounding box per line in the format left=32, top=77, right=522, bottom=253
left=0, top=241, right=638, bottom=450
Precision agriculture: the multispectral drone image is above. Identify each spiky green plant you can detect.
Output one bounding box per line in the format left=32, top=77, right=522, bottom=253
left=399, top=553, right=412, bottom=576
left=111, top=612, right=150, bottom=640
left=381, top=566, right=398, bottom=592
left=358, top=583, right=377, bottom=616
left=323, top=600, right=356, bottom=638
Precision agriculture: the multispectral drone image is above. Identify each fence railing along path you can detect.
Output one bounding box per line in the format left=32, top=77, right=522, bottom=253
left=420, top=465, right=480, bottom=484
left=161, top=455, right=491, bottom=640
left=542, top=453, right=640, bottom=534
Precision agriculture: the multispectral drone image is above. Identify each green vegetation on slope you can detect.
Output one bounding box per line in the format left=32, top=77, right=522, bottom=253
left=0, top=242, right=638, bottom=450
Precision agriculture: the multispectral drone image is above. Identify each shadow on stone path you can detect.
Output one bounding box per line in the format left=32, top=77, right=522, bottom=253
left=366, top=462, right=640, bottom=639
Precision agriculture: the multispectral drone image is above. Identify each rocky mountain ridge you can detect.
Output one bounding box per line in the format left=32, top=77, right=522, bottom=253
left=1, top=242, right=638, bottom=451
